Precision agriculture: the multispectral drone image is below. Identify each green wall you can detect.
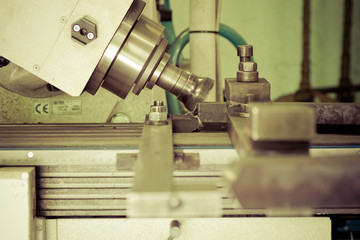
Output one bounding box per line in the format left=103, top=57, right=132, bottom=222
left=170, top=0, right=360, bottom=101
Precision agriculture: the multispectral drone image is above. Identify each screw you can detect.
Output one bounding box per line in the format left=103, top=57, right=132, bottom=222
left=27, top=152, right=34, bottom=158
left=73, top=24, right=81, bottom=32
left=36, top=225, right=42, bottom=231
left=87, top=32, right=95, bottom=40
left=60, top=16, right=67, bottom=23
left=33, top=65, right=40, bottom=71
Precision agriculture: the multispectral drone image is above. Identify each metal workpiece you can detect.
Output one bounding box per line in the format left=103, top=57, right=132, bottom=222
left=85, top=0, right=214, bottom=112
left=250, top=104, right=315, bottom=141
left=148, top=100, right=168, bottom=124
left=157, top=63, right=215, bottom=111
left=236, top=45, right=259, bottom=82
left=198, top=102, right=228, bottom=131
left=171, top=114, right=199, bottom=133
left=227, top=104, right=315, bottom=157
left=225, top=155, right=360, bottom=210
left=225, top=78, right=271, bottom=105
left=237, top=45, right=253, bottom=62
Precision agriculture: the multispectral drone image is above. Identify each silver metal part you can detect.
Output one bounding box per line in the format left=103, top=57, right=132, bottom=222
left=128, top=117, right=221, bottom=218
left=71, top=17, right=97, bottom=45
left=237, top=45, right=253, bottom=62
left=236, top=45, right=259, bottom=82
left=86, top=0, right=214, bottom=112
left=149, top=100, right=168, bottom=123
left=250, top=104, right=315, bottom=141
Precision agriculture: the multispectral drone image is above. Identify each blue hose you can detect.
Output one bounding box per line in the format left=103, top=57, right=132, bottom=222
left=162, top=1, right=247, bottom=114
left=168, top=24, right=247, bottom=66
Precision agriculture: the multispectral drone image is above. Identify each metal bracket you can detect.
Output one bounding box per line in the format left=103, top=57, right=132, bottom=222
left=127, top=117, right=221, bottom=217
left=71, top=17, right=97, bottom=45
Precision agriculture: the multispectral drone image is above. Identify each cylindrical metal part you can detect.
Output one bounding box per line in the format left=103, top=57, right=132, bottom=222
left=237, top=71, right=259, bottom=82
left=156, top=63, right=182, bottom=92
left=85, top=0, right=214, bottom=112
left=237, top=45, right=253, bottom=62
left=102, top=15, right=163, bottom=98
left=157, top=63, right=214, bottom=111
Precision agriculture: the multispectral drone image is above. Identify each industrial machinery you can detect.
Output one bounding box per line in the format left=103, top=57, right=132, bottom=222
left=1, top=0, right=360, bottom=239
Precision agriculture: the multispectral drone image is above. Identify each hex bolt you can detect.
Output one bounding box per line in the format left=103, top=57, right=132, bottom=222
left=236, top=45, right=259, bottom=82
left=239, top=62, right=258, bottom=72
left=149, top=100, right=168, bottom=123
left=237, top=45, right=253, bottom=62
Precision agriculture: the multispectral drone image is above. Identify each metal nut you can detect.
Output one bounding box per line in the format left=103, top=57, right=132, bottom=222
left=239, top=62, right=257, bottom=72
left=149, top=111, right=167, bottom=122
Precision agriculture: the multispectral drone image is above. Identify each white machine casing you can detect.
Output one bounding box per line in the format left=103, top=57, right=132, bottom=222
left=0, top=0, right=133, bottom=96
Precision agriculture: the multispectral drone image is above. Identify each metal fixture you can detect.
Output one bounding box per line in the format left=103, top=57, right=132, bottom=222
left=237, top=45, right=259, bottom=82
left=85, top=0, right=214, bottom=112
left=71, top=17, right=97, bottom=45
left=149, top=100, right=168, bottom=124
left=168, top=220, right=181, bottom=240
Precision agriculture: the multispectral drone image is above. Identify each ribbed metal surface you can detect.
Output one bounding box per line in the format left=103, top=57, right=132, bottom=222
left=0, top=124, right=143, bottom=148
left=36, top=166, right=233, bottom=217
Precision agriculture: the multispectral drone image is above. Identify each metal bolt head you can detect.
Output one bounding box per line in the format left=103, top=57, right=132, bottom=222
left=237, top=45, right=253, bottom=57
left=87, top=32, right=95, bottom=40
left=239, top=62, right=258, bottom=72
left=73, top=24, right=81, bottom=32
left=149, top=101, right=167, bottom=123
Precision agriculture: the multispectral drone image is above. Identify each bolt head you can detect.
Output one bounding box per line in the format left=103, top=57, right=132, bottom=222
left=237, top=45, right=253, bottom=57
left=73, top=24, right=81, bottom=32
left=149, top=111, right=167, bottom=122
left=87, top=32, right=95, bottom=40
left=239, top=62, right=257, bottom=72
